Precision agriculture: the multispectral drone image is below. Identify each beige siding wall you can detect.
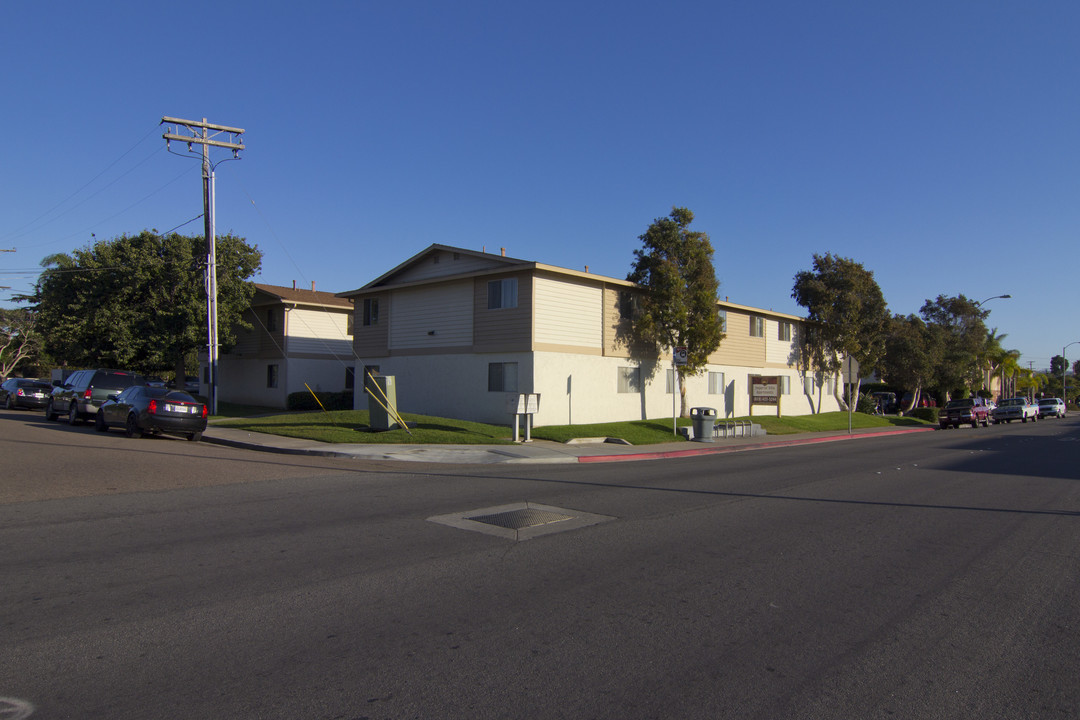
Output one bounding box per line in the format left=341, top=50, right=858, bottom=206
left=352, top=293, right=389, bottom=357
left=473, top=272, right=532, bottom=352
left=710, top=309, right=765, bottom=366
left=286, top=307, right=353, bottom=356
left=393, top=251, right=504, bottom=284
left=533, top=275, right=603, bottom=350
left=390, top=282, right=474, bottom=349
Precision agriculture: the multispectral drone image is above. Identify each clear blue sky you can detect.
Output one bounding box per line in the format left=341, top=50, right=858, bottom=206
left=3, top=1, right=1077, bottom=371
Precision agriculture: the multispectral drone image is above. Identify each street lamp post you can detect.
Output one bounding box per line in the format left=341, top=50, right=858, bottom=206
left=973, top=294, right=1011, bottom=398
left=975, top=294, right=1011, bottom=308
left=1063, top=341, right=1080, bottom=403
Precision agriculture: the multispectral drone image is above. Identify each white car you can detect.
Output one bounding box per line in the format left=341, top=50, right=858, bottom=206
left=992, top=397, right=1040, bottom=424
left=1037, top=398, right=1067, bottom=418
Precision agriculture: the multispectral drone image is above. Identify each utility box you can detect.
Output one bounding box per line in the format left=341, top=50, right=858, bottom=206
left=367, top=375, right=398, bottom=430
left=689, top=406, right=717, bottom=442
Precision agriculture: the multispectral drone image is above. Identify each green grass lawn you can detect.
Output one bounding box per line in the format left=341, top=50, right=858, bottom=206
left=214, top=407, right=931, bottom=445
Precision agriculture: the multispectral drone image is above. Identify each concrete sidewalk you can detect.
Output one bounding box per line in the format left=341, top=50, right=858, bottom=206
left=201, top=424, right=936, bottom=464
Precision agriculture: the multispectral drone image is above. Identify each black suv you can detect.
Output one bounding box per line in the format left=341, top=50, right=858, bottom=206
left=45, top=369, right=147, bottom=425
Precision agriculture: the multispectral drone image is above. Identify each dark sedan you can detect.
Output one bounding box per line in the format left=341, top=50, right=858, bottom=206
left=95, top=386, right=208, bottom=441
left=1, top=378, right=53, bottom=410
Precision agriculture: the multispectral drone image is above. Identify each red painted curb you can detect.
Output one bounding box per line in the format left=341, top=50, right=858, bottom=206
left=577, top=427, right=935, bottom=463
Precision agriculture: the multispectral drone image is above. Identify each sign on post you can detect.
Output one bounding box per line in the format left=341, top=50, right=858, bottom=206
left=673, top=346, right=688, bottom=366
left=750, top=375, right=781, bottom=417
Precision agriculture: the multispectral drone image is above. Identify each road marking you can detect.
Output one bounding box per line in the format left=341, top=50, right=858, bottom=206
left=0, top=697, right=35, bottom=719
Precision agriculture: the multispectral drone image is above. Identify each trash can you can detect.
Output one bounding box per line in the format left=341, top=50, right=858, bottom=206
left=689, top=407, right=717, bottom=442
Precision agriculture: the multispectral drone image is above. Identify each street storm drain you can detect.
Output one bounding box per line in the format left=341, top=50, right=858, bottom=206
left=428, top=502, right=615, bottom=541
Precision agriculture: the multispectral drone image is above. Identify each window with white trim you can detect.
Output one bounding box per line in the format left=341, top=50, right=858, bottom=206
left=717, top=309, right=727, bottom=334
left=778, top=321, right=792, bottom=341
left=617, top=367, right=640, bottom=393
left=749, top=316, right=764, bottom=337
left=708, top=372, right=725, bottom=395
left=780, top=376, right=790, bottom=395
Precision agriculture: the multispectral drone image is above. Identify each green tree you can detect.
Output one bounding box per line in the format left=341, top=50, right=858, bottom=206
left=626, top=207, right=725, bottom=417
left=0, top=307, right=40, bottom=378
left=791, top=253, right=889, bottom=410
left=878, top=313, right=936, bottom=413
left=919, top=294, right=988, bottom=398
left=34, top=231, right=261, bottom=378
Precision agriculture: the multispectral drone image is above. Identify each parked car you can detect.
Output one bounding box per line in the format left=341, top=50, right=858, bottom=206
left=45, top=369, right=147, bottom=425
left=992, top=397, right=1040, bottom=424
left=95, top=386, right=208, bottom=440
left=938, top=397, right=991, bottom=429
left=146, top=376, right=167, bottom=388
left=1037, top=397, right=1067, bottom=418
left=870, top=391, right=899, bottom=414
left=0, top=378, right=53, bottom=410
left=168, top=375, right=200, bottom=394
left=902, top=391, right=937, bottom=409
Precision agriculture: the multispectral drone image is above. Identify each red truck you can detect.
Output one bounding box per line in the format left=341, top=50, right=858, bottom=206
left=938, top=397, right=991, bottom=429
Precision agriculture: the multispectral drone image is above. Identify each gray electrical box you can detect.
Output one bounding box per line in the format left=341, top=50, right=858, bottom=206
left=367, top=374, right=398, bottom=430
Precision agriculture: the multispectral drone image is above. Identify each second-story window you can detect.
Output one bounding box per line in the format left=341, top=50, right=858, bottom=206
left=363, top=298, right=379, bottom=326
left=487, top=278, right=518, bottom=309
left=778, top=321, right=792, bottom=341
left=749, top=316, right=764, bottom=337
left=266, top=308, right=277, bottom=331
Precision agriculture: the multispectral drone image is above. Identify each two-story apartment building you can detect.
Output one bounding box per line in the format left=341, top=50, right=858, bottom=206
left=339, top=245, right=841, bottom=426
left=215, top=282, right=355, bottom=408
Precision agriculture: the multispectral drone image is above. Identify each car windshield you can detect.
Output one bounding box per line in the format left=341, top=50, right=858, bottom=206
left=946, top=399, right=974, bottom=408
left=1038, top=399, right=1057, bottom=406
left=1000, top=398, right=1024, bottom=406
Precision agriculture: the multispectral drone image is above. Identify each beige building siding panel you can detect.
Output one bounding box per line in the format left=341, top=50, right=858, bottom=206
left=285, top=308, right=353, bottom=356
left=473, top=273, right=532, bottom=352
left=352, top=293, right=389, bottom=357
left=533, top=276, right=603, bottom=349
left=393, top=252, right=507, bottom=284
left=710, top=310, right=765, bottom=366
left=390, top=282, right=473, bottom=349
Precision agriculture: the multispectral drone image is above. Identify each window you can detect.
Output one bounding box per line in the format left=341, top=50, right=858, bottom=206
left=804, top=375, right=816, bottom=394
left=749, top=316, right=764, bottom=337
left=780, top=376, right=790, bottom=395
left=778, top=321, right=792, bottom=342
left=347, top=313, right=354, bottom=336
left=825, top=376, right=835, bottom=396
left=665, top=369, right=675, bottom=394
left=717, top=309, right=727, bottom=334
left=266, top=364, right=279, bottom=389
left=487, top=278, right=518, bottom=309
left=619, top=291, right=641, bottom=320
left=708, top=372, right=725, bottom=395
left=345, top=367, right=355, bottom=390
left=266, top=308, right=277, bottom=331
left=363, top=298, right=379, bottom=326
left=617, top=366, right=640, bottom=393
left=488, top=362, right=518, bottom=392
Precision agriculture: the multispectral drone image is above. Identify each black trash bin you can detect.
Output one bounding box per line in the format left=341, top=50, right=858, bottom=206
left=689, top=407, right=717, bottom=442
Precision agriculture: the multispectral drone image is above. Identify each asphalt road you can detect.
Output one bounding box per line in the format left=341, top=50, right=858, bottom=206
left=2, top=408, right=1079, bottom=719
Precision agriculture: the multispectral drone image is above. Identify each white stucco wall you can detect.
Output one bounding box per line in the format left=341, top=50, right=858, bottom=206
left=354, top=351, right=842, bottom=426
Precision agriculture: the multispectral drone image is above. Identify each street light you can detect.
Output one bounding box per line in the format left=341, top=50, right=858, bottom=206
left=975, top=294, right=1011, bottom=308
left=1063, top=341, right=1080, bottom=403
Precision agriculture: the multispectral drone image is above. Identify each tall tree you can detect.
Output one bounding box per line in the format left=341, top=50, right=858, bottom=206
left=626, top=207, right=725, bottom=417
left=878, top=313, right=936, bottom=413
left=791, top=253, right=889, bottom=409
left=0, top=307, right=40, bottom=378
left=919, top=294, right=988, bottom=398
left=34, top=231, right=261, bottom=378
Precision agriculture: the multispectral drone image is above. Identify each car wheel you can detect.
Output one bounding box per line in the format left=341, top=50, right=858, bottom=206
left=4, top=395, right=12, bottom=410
left=186, top=431, right=202, bottom=442
left=124, top=413, right=142, bottom=438
left=95, top=412, right=108, bottom=433
left=971, top=418, right=978, bottom=428
left=44, top=400, right=56, bottom=421
left=68, top=404, right=81, bottom=425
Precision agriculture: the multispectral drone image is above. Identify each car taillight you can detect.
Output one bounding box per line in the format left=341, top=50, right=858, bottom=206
left=83, top=388, right=92, bottom=400
left=16, top=389, right=25, bottom=397
left=201, top=405, right=208, bottom=419
left=148, top=399, right=158, bottom=415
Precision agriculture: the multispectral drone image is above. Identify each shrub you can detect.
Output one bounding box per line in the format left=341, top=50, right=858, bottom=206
left=287, top=390, right=354, bottom=411
left=906, top=407, right=939, bottom=423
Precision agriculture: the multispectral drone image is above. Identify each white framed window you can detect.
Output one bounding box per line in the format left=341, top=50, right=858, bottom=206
left=487, top=278, right=518, bottom=309
left=266, top=308, right=278, bottom=331
left=619, top=291, right=641, bottom=320
left=488, top=362, right=518, bottom=392
left=708, top=372, right=725, bottom=395
left=778, top=322, right=792, bottom=342
left=749, top=316, right=764, bottom=337
left=266, top=364, right=279, bottom=389
left=717, top=309, right=727, bottom=334
left=665, top=369, right=675, bottom=394
left=804, top=375, right=816, bottom=394
left=780, top=376, right=790, bottom=395
left=617, top=366, right=640, bottom=394
left=826, top=376, right=835, bottom=395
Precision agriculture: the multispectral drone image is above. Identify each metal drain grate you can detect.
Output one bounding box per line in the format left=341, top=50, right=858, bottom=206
left=428, top=502, right=615, bottom=541
left=466, top=508, right=574, bottom=530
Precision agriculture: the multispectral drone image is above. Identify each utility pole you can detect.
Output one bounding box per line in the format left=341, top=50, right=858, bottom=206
left=161, top=116, right=245, bottom=415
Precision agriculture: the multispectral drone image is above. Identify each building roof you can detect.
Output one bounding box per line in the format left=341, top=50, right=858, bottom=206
left=253, top=283, right=352, bottom=310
